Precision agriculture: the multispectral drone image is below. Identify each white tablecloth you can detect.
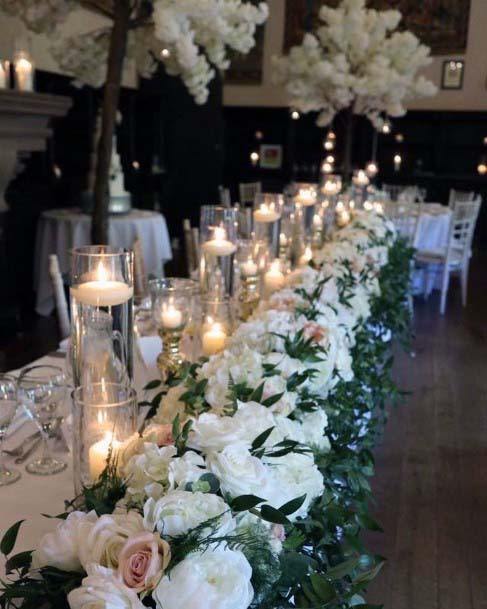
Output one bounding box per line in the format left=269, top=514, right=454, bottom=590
left=34, top=209, right=172, bottom=316
left=0, top=337, right=162, bottom=573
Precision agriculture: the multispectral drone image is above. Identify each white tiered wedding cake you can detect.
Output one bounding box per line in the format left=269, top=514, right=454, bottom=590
left=108, top=135, right=132, bottom=214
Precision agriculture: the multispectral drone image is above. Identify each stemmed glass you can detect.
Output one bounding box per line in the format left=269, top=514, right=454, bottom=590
left=0, top=375, right=21, bottom=486
left=18, top=365, right=67, bottom=475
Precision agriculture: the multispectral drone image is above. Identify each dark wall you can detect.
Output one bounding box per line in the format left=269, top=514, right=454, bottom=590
left=222, top=106, right=487, bottom=248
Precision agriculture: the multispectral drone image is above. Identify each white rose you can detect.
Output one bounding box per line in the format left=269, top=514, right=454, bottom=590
left=68, top=564, right=144, bottom=609
left=296, top=410, right=331, bottom=453
left=153, top=384, right=188, bottom=426
left=143, top=490, right=235, bottom=538
left=207, top=443, right=278, bottom=503
left=153, top=549, right=253, bottom=609
left=77, top=512, right=146, bottom=570
left=188, top=402, right=275, bottom=454
left=33, top=510, right=98, bottom=572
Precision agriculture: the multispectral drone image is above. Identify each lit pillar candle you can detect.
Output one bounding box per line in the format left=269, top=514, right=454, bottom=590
left=202, top=322, right=228, bottom=356
left=264, top=260, right=285, bottom=295
left=89, top=433, right=122, bottom=481
left=253, top=203, right=280, bottom=223
left=0, top=61, right=9, bottom=89
left=14, top=57, right=34, bottom=92
left=313, top=213, right=323, bottom=230
left=71, top=261, right=133, bottom=306
left=161, top=304, right=183, bottom=329
left=202, top=227, right=237, bottom=256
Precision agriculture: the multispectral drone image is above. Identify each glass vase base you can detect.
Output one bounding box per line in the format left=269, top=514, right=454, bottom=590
left=0, top=468, right=21, bottom=486
left=26, top=457, right=67, bottom=476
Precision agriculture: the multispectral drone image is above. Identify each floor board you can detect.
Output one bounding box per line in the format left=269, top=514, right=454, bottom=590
left=367, top=255, right=487, bottom=608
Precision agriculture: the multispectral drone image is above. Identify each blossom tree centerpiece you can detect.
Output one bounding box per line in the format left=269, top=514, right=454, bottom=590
left=272, top=0, right=437, bottom=180
left=0, top=0, right=268, bottom=243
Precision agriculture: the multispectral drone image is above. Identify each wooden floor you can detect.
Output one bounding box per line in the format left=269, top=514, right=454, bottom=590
left=367, top=256, right=487, bottom=609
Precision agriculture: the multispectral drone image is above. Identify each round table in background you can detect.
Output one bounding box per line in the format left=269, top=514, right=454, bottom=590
left=34, top=208, right=172, bottom=316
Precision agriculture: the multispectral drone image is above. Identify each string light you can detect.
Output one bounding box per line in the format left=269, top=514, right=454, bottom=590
left=161, top=48, right=170, bottom=58
left=478, top=162, right=487, bottom=175
left=250, top=151, right=259, bottom=166
left=393, top=154, right=402, bottom=172
left=395, top=133, right=404, bottom=143
left=382, top=119, right=392, bottom=134
left=365, top=161, right=378, bottom=177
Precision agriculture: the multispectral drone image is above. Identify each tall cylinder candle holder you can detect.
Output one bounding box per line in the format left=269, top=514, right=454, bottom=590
left=72, top=383, right=137, bottom=495
left=263, top=258, right=286, bottom=298
left=236, top=240, right=260, bottom=321
left=294, top=183, right=318, bottom=255
left=253, top=193, right=283, bottom=258
left=70, top=246, right=134, bottom=389
left=200, top=206, right=237, bottom=298
left=199, top=297, right=234, bottom=358
left=150, top=278, right=193, bottom=379
left=352, top=169, right=370, bottom=208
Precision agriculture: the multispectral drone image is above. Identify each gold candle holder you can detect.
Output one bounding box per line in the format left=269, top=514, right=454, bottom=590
left=150, top=278, right=192, bottom=380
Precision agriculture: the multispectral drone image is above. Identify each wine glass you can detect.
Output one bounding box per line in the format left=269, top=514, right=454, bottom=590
left=0, top=374, right=21, bottom=486
left=18, top=365, right=67, bottom=475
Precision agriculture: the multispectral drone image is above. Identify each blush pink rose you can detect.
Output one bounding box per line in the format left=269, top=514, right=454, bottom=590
left=153, top=424, right=174, bottom=447
left=117, top=532, right=171, bottom=592
left=303, top=322, right=329, bottom=345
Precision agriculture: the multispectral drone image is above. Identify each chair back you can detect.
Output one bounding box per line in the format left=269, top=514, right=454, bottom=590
left=386, top=201, right=422, bottom=247
left=48, top=254, right=70, bottom=339
left=445, top=200, right=481, bottom=265
left=183, top=219, right=198, bottom=276
left=239, top=181, right=261, bottom=206
left=448, top=188, right=475, bottom=209
left=218, top=186, right=232, bottom=207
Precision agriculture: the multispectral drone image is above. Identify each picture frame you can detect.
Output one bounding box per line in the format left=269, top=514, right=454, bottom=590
left=441, top=59, right=465, bottom=90
left=259, top=145, right=283, bottom=170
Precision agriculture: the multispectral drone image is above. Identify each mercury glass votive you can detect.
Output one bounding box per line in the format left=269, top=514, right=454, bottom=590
left=70, top=246, right=134, bottom=389
left=150, top=278, right=193, bottom=379
left=200, top=206, right=238, bottom=298
left=72, top=383, right=137, bottom=495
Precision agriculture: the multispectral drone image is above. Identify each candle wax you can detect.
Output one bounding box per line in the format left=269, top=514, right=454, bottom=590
left=71, top=281, right=133, bottom=307
left=253, top=208, right=281, bottom=223
left=161, top=306, right=183, bottom=329
left=202, top=240, right=237, bottom=257
left=89, top=434, right=122, bottom=481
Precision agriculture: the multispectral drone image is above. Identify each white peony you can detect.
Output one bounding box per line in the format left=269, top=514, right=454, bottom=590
left=168, top=450, right=209, bottom=490
left=123, top=444, right=178, bottom=502
left=153, top=548, right=254, bottom=609
left=33, top=510, right=98, bottom=572
left=143, top=490, right=235, bottom=538
left=68, top=564, right=144, bottom=609
left=206, top=443, right=279, bottom=503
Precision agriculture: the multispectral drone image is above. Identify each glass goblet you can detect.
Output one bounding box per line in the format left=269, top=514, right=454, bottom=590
left=18, top=365, right=67, bottom=475
left=0, top=374, right=21, bottom=486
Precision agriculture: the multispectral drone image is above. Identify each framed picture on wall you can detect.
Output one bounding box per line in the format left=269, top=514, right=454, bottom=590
left=259, top=145, right=283, bottom=169
left=441, top=60, right=465, bottom=89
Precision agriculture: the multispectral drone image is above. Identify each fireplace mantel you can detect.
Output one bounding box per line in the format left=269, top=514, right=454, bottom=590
left=0, top=89, right=72, bottom=211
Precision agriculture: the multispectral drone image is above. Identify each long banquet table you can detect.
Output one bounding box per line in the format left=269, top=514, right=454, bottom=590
left=0, top=338, right=162, bottom=573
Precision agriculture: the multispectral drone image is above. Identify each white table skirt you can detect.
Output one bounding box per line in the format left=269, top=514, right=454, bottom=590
left=34, top=209, right=172, bottom=316
left=0, top=337, right=162, bottom=574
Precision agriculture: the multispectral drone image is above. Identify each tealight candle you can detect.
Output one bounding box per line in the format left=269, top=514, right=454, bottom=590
left=161, top=304, right=183, bottom=329
left=71, top=261, right=133, bottom=306
left=354, top=170, right=369, bottom=186
left=202, top=322, right=228, bottom=356
left=89, top=433, right=122, bottom=481
left=14, top=56, right=34, bottom=92
left=202, top=226, right=237, bottom=257
left=264, top=260, right=285, bottom=295
left=296, top=188, right=316, bottom=207
left=253, top=204, right=281, bottom=223
left=241, top=258, right=258, bottom=277
left=394, top=154, right=402, bottom=172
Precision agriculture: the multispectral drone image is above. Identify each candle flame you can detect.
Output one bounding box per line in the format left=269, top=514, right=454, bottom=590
left=96, top=261, right=109, bottom=282
left=213, top=227, right=226, bottom=241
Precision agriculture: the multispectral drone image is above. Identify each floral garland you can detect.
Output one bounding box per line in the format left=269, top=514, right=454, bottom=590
left=0, top=210, right=413, bottom=609
left=272, top=0, right=436, bottom=128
